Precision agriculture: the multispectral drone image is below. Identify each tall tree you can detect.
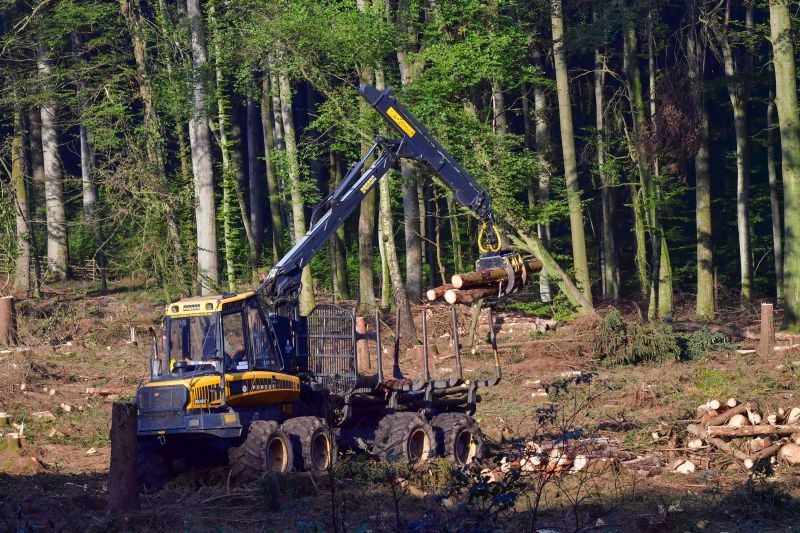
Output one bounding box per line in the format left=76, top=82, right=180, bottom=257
left=260, top=71, right=285, bottom=264
left=769, top=0, right=800, bottom=330
left=688, top=0, right=714, bottom=320
left=550, top=0, right=592, bottom=303
left=37, top=45, right=69, bottom=280
left=12, top=99, right=30, bottom=293
left=247, top=97, right=264, bottom=262
left=186, top=0, right=219, bottom=294
left=278, top=71, right=315, bottom=314
left=767, top=90, right=783, bottom=300
left=532, top=47, right=553, bottom=303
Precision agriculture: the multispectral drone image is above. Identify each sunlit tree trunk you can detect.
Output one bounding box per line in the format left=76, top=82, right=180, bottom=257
left=532, top=47, right=553, bottom=303
left=37, top=46, right=69, bottom=281
left=278, top=72, right=315, bottom=314
left=228, top=112, right=258, bottom=281
left=12, top=100, right=30, bottom=294
left=769, top=0, right=800, bottom=330
left=186, top=0, right=219, bottom=294
left=550, top=0, right=592, bottom=304
left=688, top=0, right=715, bottom=320
left=767, top=90, right=783, bottom=300
left=261, top=72, right=285, bottom=264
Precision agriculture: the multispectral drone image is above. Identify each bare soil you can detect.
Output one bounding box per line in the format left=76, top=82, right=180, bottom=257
left=3, top=285, right=800, bottom=532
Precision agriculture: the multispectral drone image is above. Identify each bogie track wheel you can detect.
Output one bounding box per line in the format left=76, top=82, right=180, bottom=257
left=374, top=412, right=436, bottom=464
left=229, top=420, right=294, bottom=485
left=431, top=413, right=485, bottom=467
left=282, top=416, right=338, bottom=475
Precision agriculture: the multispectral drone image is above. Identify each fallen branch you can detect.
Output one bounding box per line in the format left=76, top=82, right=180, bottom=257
left=687, top=424, right=751, bottom=463
left=706, top=424, right=800, bottom=438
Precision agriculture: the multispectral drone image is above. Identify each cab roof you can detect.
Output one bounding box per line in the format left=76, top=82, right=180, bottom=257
left=164, top=292, right=255, bottom=317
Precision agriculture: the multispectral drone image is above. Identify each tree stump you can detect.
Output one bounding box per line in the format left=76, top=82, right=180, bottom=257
left=107, top=402, right=139, bottom=513
left=756, top=303, right=775, bottom=356
left=355, top=316, right=371, bottom=372
left=0, top=296, right=17, bottom=346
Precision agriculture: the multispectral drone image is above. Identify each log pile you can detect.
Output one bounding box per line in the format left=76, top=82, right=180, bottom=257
left=426, top=257, right=543, bottom=304
left=676, top=398, right=800, bottom=472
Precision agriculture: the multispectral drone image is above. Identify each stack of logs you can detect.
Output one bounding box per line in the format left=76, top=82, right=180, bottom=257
left=681, top=398, right=800, bottom=472
left=426, top=257, right=543, bottom=304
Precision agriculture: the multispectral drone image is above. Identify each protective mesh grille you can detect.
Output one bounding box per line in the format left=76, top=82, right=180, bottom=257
left=138, top=385, right=188, bottom=412
left=305, top=304, right=356, bottom=395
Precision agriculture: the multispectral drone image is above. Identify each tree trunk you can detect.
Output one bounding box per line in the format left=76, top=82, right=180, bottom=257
left=768, top=90, right=783, bottom=300
left=71, top=32, right=107, bottom=293
left=769, top=0, right=800, bottom=330
left=247, top=99, right=264, bottom=263
left=595, top=50, right=619, bottom=302
left=27, top=109, right=44, bottom=297
left=532, top=47, right=553, bottom=303
left=12, top=102, right=30, bottom=294
left=446, top=193, right=464, bottom=274
left=229, top=113, right=258, bottom=281
left=120, top=0, right=189, bottom=294
left=261, top=72, right=285, bottom=264
left=278, top=72, right=315, bottom=314
left=107, top=402, right=139, bottom=513
left=721, top=0, right=753, bottom=299
left=400, top=163, right=422, bottom=302
left=491, top=79, right=507, bottom=133
left=377, top=207, right=390, bottom=309
left=550, top=0, right=592, bottom=304
left=328, top=153, right=350, bottom=301
left=37, top=46, right=69, bottom=281
left=688, top=1, right=715, bottom=320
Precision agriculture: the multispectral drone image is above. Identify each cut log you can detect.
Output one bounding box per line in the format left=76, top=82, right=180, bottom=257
left=85, top=387, right=123, bottom=396
left=688, top=424, right=751, bottom=463
left=728, top=414, right=751, bottom=427
left=451, top=257, right=542, bottom=289
left=787, top=407, right=800, bottom=425
left=707, top=424, right=800, bottom=438
left=703, top=402, right=754, bottom=427
left=0, top=296, right=18, bottom=347
left=756, top=303, right=775, bottom=356
left=107, top=402, right=139, bottom=513
left=426, top=284, right=453, bottom=301
left=778, top=443, right=800, bottom=465
left=750, top=437, right=773, bottom=453
left=444, top=286, right=500, bottom=305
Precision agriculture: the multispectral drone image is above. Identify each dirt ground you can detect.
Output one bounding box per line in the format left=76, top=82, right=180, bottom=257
left=3, top=284, right=800, bottom=532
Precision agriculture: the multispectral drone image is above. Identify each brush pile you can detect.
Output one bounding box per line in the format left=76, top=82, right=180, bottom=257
left=426, top=257, right=542, bottom=304
left=677, top=398, right=800, bottom=472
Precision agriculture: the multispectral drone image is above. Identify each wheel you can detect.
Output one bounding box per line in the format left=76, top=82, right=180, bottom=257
left=282, top=416, right=338, bottom=475
left=431, top=413, right=485, bottom=467
left=137, top=440, right=171, bottom=491
left=229, top=420, right=294, bottom=485
left=373, top=412, right=435, bottom=464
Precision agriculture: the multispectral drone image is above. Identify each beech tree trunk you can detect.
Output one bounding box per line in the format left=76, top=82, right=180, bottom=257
left=532, top=47, right=552, bottom=303
left=688, top=1, right=715, bottom=320
left=767, top=90, right=784, bottom=300
left=328, top=153, right=350, bottom=301
left=12, top=101, right=30, bottom=294
left=261, top=72, right=285, bottom=264
left=229, top=112, right=258, bottom=281
left=37, top=46, right=69, bottom=281
left=72, top=32, right=107, bottom=293
left=186, top=0, right=219, bottom=294
left=278, top=71, right=315, bottom=314
left=769, top=0, right=800, bottom=330
left=550, top=0, right=592, bottom=304
left=247, top=99, right=264, bottom=263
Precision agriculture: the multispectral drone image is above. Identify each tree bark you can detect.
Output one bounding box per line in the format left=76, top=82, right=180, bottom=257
left=186, top=0, right=219, bottom=294
left=37, top=46, right=69, bottom=281
left=278, top=72, right=315, bottom=314
left=446, top=193, right=464, bottom=274
left=0, top=297, right=18, bottom=347
left=328, top=153, right=350, bottom=301
left=71, top=32, right=107, bottom=293
left=107, top=402, right=139, bottom=513
left=595, top=50, right=619, bottom=302
left=532, top=47, right=553, bottom=303
left=491, top=79, right=508, bottom=133
left=688, top=1, right=715, bottom=321
left=247, top=98, right=264, bottom=263
left=12, top=100, right=30, bottom=294
left=550, top=0, right=592, bottom=304
left=768, top=90, right=783, bottom=300
left=261, top=72, right=285, bottom=264
left=770, top=0, right=800, bottom=330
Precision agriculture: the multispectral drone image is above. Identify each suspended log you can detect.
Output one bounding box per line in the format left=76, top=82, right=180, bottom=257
left=451, top=257, right=542, bottom=289
left=426, top=284, right=453, bottom=301
left=445, top=286, right=500, bottom=305
left=707, top=424, right=800, bottom=438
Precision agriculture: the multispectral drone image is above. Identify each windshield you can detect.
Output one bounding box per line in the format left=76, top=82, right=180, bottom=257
left=167, top=315, right=219, bottom=362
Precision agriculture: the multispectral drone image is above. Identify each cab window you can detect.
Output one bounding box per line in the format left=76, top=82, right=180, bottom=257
left=248, top=301, right=280, bottom=370
left=222, top=311, right=248, bottom=371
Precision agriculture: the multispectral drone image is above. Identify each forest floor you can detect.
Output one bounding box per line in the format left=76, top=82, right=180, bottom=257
left=2, top=283, right=800, bottom=531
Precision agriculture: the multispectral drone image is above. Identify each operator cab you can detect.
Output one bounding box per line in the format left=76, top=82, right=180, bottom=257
left=156, top=292, right=285, bottom=378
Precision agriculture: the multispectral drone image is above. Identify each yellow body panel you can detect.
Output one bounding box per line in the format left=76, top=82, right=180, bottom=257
left=141, top=370, right=301, bottom=410
left=165, top=291, right=256, bottom=317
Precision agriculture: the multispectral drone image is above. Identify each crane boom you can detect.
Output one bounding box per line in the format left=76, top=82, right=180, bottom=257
left=263, top=85, right=502, bottom=300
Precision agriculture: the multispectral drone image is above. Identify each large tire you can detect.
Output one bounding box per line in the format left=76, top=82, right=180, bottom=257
left=229, top=420, right=294, bottom=485
left=431, top=412, right=485, bottom=467
left=373, top=412, right=435, bottom=464
left=137, top=440, right=170, bottom=491
left=282, top=417, right=338, bottom=475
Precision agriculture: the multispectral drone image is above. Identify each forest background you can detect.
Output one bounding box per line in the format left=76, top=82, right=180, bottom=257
left=1, top=0, right=799, bottom=334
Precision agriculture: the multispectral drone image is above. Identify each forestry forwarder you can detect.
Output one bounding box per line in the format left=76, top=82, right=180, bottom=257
left=135, top=85, right=535, bottom=487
